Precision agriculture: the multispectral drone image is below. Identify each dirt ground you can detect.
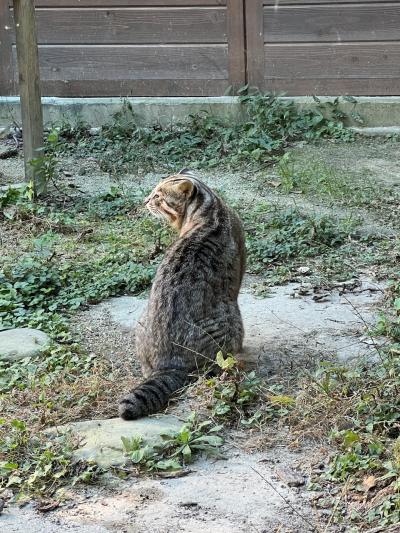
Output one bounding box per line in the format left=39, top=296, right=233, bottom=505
left=0, top=137, right=399, bottom=532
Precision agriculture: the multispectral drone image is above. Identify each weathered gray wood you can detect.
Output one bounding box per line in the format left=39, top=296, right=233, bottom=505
left=30, top=0, right=226, bottom=5
left=13, top=44, right=228, bottom=80
left=13, top=0, right=45, bottom=195
left=264, top=3, right=400, bottom=43
left=262, top=78, right=400, bottom=96
left=227, top=0, right=246, bottom=91
left=33, top=79, right=230, bottom=97
left=0, top=0, right=14, bottom=95
left=264, top=0, right=391, bottom=4
left=245, top=0, right=264, bottom=88
left=263, top=43, right=400, bottom=80
left=8, top=7, right=227, bottom=44
left=3, top=0, right=400, bottom=99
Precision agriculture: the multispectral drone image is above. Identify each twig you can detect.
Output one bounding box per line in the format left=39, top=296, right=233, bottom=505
left=250, top=465, right=320, bottom=532
left=184, top=319, right=226, bottom=353
left=328, top=282, right=385, bottom=362
left=323, top=484, right=346, bottom=533
left=171, top=341, right=215, bottom=365
left=364, top=525, right=400, bottom=533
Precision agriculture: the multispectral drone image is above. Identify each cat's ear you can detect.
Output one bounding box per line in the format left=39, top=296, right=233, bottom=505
left=175, top=179, right=194, bottom=196
left=178, top=167, right=193, bottom=175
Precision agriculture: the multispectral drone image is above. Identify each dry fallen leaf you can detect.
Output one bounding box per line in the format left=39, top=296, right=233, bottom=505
left=36, top=499, right=60, bottom=513
left=362, top=475, right=377, bottom=491
left=267, top=180, right=281, bottom=188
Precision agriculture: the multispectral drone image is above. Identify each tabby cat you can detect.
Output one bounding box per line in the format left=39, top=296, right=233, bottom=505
left=119, top=170, right=246, bottom=420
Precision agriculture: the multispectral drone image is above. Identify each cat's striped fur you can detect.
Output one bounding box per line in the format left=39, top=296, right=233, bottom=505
left=119, top=170, right=246, bottom=420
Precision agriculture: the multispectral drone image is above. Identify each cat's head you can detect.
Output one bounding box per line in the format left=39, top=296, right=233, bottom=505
left=144, top=169, right=210, bottom=231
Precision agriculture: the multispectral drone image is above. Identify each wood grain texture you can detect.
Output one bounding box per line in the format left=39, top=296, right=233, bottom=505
left=263, top=43, right=400, bottom=80
left=8, top=8, right=227, bottom=44
left=245, top=0, right=264, bottom=87
left=13, top=0, right=45, bottom=194
left=0, top=0, right=14, bottom=95
left=227, top=0, right=246, bottom=90
left=262, top=78, right=400, bottom=96
left=12, top=44, right=228, bottom=80
left=264, top=0, right=392, bottom=4
left=34, top=79, right=229, bottom=97
left=25, top=0, right=226, bottom=6
left=264, top=3, right=400, bottom=43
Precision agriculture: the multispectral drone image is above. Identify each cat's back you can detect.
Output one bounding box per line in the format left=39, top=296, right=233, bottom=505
left=152, top=196, right=244, bottom=304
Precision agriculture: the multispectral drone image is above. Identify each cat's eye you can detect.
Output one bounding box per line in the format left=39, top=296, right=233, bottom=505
left=153, top=193, right=160, bottom=200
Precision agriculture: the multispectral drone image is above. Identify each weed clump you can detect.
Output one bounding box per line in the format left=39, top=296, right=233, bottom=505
left=191, top=352, right=294, bottom=429
left=289, top=281, right=400, bottom=529
left=53, top=93, right=356, bottom=176
left=0, top=418, right=100, bottom=500
left=239, top=204, right=355, bottom=274
left=121, top=412, right=223, bottom=474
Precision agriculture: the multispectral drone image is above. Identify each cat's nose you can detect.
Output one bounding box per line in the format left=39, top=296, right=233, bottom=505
left=144, top=195, right=151, bottom=205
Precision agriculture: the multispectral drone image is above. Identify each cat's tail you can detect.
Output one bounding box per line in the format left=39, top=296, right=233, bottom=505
left=119, top=368, right=188, bottom=420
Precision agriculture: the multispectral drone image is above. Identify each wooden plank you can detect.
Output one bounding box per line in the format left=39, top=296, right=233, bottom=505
left=27, top=1, right=226, bottom=6
left=8, top=8, right=227, bottom=44
left=0, top=0, right=14, bottom=95
left=262, top=78, right=400, bottom=96
left=264, top=0, right=392, bottom=4
left=37, top=79, right=229, bottom=97
left=12, top=44, right=228, bottom=81
left=263, top=43, right=400, bottom=80
left=264, top=3, right=400, bottom=43
left=227, top=0, right=246, bottom=91
left=245, top=0, right=264, bottom=88
left=13, top=0, right=45, bottom=195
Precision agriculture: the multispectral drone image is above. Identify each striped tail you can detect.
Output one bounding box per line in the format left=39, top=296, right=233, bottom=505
left=119, top=369, right=188, bottom=420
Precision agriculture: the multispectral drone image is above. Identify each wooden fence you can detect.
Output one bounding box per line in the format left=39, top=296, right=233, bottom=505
left=246, top=0, right=400, bottom=96
left=1, top=0, right=400, bottom=97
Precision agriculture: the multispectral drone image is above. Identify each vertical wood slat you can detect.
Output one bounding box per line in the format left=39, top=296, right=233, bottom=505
left=0, top=0, right=14, bottom=95
left=13, top=0, right=45, bottom=195
left=245, top=0, right=264, bottom=89
left=227, top=0, right=246, bottom=92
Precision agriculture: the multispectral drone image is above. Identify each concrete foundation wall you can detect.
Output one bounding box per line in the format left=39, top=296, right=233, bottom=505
left=1, top=96, right=400, bottom=131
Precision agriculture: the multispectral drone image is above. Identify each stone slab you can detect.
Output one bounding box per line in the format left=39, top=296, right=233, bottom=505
left=53, top=416, right=183, bottom=468
left=92, top=279, right=383, bottom=368
left=0, top=328, right=51, bottom=361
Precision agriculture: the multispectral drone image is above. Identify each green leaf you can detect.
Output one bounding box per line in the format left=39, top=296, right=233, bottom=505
left=214, top=403, right=231, bottom=416
left=216, top=352, right=236, bottom=370
left=130, top=448, right=146, bottom=464
left=11, top=419, right=26, bottom=431
left=181, top=444, right=192, bottom=461
left=343, top=430, right=360, bottom=449
left=192, top=435, right=223, bottom=447
left=0, top=461, right=18, bottom=473
left=155, top=459, right=182, bottom=471
left=6, top=475, right=22, bottom=487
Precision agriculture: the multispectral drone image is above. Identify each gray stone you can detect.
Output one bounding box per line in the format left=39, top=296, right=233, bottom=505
left=53, top=416, right=183, bottom=468
left=103, top=296, right=147, bottom=330
left=0, top=328, right=51, bottom=361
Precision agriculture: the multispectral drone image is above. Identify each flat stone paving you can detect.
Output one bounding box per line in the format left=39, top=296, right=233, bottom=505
left=0, top=328, right=50, bottom=361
